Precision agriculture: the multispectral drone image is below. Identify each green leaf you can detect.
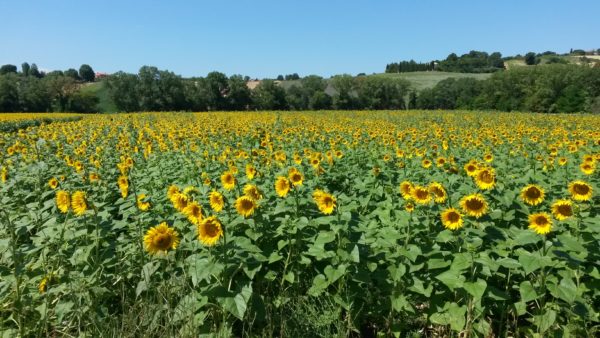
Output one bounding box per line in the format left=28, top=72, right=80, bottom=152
left=519, top=281, right=540, bottom=302
left=324, top=264, right=347, bottom=284
left=221, top=285, right=252, bottom=320
left=463, top=278, right=487, bottom=300
left=533, top=309, right=556, bottom=333
left=308, top=274, right=329, bottom=296
left=429, top=302, right=466, bottom=331
left=548, top=278, right=577, bottom=304
left=350, top=245, right=360, bottom=263
left=436, top=269, right=465, bottom=290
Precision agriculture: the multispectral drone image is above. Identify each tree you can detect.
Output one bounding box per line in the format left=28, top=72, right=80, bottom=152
left=137, top=66, right=161, bottom=110
left=0, top=64, right=17, bottom=75
left=252, top=80, right=287, bottom=110
left=21, top=62, right=30, bottom=76
left=309, top=91, right=332, bottom=110
left=356, top=76, right=410, bottom=109
left=0, top=74, right=19, bottom=111
left=64, top=68, right=80, bottom=80
left=205, top=71, right=229, bottom=110
left=184, top=78, right=209, bottom=111
left=285, top=85, right=306, bottom=110
left=18, top=76, right=51, bottom=112
left=43, top=74, right=78, bottom=111
left=106, top=72, right=140, bottom=112
left=331, top=74, right=356, bottom=109
left=524, top=52, right=538, bottom=65
left=227, top=75, right=252, bottom=110
left=79, top=64, right=95, bottom=82
left=30, top=63, right=42, bottom=78
left=67, top=91, right=99, bottom=113
left=276, top=75, right=284, bottom=81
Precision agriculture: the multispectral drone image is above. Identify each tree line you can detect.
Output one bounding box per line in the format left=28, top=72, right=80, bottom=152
left=416, top=64, right=600, bottom=113
left=385, top=60, right=435, bottom=73
left=0, top=63, right=98, bottom=112
left=104, top=67, right=412, bottom=111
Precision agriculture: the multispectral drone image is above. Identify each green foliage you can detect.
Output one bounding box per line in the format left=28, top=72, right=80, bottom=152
left=437, top=51, right=504, bottom=73
left=78, top=64, right=95, bottom=82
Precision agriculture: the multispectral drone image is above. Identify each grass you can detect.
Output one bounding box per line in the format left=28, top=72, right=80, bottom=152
left=280, top=71, right=492, bottom=94
left=370, top=71, right=492, bottom=91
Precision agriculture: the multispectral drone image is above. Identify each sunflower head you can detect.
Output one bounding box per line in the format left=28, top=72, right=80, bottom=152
left=137, top=194, right=151, bottom=211
left=313, top=189, right=336, bottom=215
left=48, top=178, right=59, bottom=190
left=71, top=191, right=88, bottom=216
left=551, top=199, right=573, bottom=221
left=275, top=176, right=291, bottom=197
left=520, top=184, right=545, bottom=206
left=411, top=185, right=431, bottom=205
left=464, top=161, right=479, bottom=177
left=167, top=185, right=180, bottom=199
left=288, top=170, right=304, bottom=186
left=56, top=190, right=70, bottom=213
left=474, top=167, right=496, bottom=190
left=197, top=216, right=223, bottom=246
left=243, top=184, right=263, bottom=201
left=171, top=193, right=189, bottom=212
left=405, top=202, right=415, bottom=213
left=221, top=171, right=236, bottom=190
left=580, top=162, right=595, bottom=175
left=209, top=191, right=225, bottom=212
left=459, top=194, right=488, bottom=218
left=235, top=196, right=257, bottom=217
left=246, top=164, right=257, bottom=180
left=441, top=208, right=463, bottom=230
left=429, top=182, right=447, bottom=204
left=399, top=181, right=413, bottom=200
left=183, top=201, right=203, bottom=225
left=528, top=213, right=553, bottom=235
left=568, top=180, right=593, bottom=201
left=144, top=222, right=180, bottom=255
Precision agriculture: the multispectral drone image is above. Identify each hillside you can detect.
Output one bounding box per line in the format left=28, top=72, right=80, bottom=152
left=80, top=81, right=118, bottom=113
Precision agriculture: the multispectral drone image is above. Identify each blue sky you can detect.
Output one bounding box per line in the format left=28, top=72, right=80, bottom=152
left=1, top=0, right=598, bottom=78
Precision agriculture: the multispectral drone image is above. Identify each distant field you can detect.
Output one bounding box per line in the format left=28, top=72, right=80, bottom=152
left=370, top=71, right=492, bottom=91
left=281, top=71, right=492, bottom=95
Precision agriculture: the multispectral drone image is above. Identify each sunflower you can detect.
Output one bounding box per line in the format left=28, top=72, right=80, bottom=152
left=440, top=208, right=463, bottom=230
left=483, top=153, right=493, bottom=162
left=405, top=202, right=415, bottom=213
left=411, top=185, right=431, bottom=205
left=197, top=216, right=223, bottom=246
left=71, top=191, right=88, bottom=216
left=422, top=159, right=432, bottom=169
left=551, top=199, right=573, bottom=221
left=89, top=172, right=100, bottom=182
left=221, top=171, right=236, bottom=191
left=243, top=184, right=263, bottom=201
left=436, top=157, right=446, bottom=167
left=520, top=184, right=545, bottom=206
left=183, top=201, right=203, bottom=225
left=313, top=189, right=336, bottom=215
left=399, top=181, right=413, bottom=200
left=464, top=160, right=479, bottom=177
left=167, top=185, right=180, bottom=199
left=235, top=196, right=257, bottom=217
left=568, top=180, right=593, bottom=201
left=183, top=186, right=199, bottom=195
left=289, top=170, right=304, bottom=186
left=118, top=175, right=129, bottom=198
left=137, top=194, right=151, bottom=211
left=558, top=157, right=567, bottom=166
left=143, top=222, right=180, bottom=255
left=56, top=190, right=70, bottom=213
left=171, top=193, right=189, bottom=212
left=528, top=213, right=553, bottom=235
left=246, top=164, right=257, bottom=180
left=1, top=167, right=7, bottom=183
left=474, top=167, right=496, bottom=190
left=459, top=194, right=488, bottom=218
left=275, top=176, right=291, bottom=197
left=429, top=182, right=447, bottom=203
left=580, top=162, right=595, bottom=175
left=209, top=190, right=225, bottom=212
left=48, top=177, right=59, bottom=189
left=38, top=276, right=50, bottom=294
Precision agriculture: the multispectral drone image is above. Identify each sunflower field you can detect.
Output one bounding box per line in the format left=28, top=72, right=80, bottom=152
left=1, top=111, right=599, bottom=337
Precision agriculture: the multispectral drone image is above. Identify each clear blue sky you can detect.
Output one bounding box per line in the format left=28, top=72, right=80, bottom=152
left=1, top=0, right=598, bottom=78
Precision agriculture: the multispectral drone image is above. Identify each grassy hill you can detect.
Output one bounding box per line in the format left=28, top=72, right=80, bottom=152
left=280, top=71, right=492, bottom=95
left=80, top=81, right=118, bottom=113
